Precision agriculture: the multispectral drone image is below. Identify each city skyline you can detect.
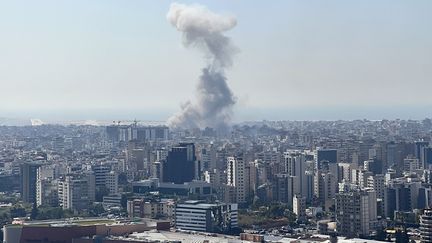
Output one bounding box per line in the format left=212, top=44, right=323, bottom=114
left=2, top=2, right=432, bottom=241
left=1, top=1, right=431, bottom=122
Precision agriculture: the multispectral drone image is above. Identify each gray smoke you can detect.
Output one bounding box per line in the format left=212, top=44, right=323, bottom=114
left=167, top=3, right=237, bottom=130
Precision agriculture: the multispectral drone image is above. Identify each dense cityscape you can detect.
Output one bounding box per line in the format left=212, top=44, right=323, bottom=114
left=0, top=119, right=431, bottom=242
left=2, top=0, right=431, bottom=242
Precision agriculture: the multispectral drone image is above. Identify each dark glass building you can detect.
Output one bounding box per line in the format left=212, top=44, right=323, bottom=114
left=316, top=149, right=337, bottom=169
left=162, top=143, right=196, bottom=184
left=20, top=162, right=40, bottom=203
left=415, top=141, right=429, bottom=167
left=425, top=147, right=432, bottom=166
left=365, top=158, right=383, bottom=175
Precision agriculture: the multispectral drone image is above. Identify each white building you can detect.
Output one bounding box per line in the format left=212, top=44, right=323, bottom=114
left=284, top=151, right=310, bottom=200
left=175, top=201, right=238, bottom=233
left=227, top=156, right=248, bottom=204
left=367, top=174, right=385, bottom=200
left=204, top=169, right=222, bottom=187
left=58, top=173, right=95, bottom=211
left=127, top=199, right=175, bottom=219
left=106, top=171, right=118, bottom=195
left=36, top=165, right=58, bottom=207
left=420, top=209, right=432, bottom=243
left=36, top=178, right=58, bottom=207
left=315, top=165, right=338, bottom=210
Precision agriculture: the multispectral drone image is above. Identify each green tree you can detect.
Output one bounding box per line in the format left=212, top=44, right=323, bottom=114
left=265, top=204, right=286, bottom=218
left=284, top=210, right=297, bottom=225
left=30, top=202, right=39, bottom=220
left=374, top=227, right=387, bottom=241
left=89, top=204, right=105, bottom=217
left=10, top=206, right=26, bottom=218
left=36, top=206, right=66, bottom=220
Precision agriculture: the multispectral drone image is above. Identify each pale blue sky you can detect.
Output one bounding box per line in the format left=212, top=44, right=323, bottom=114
left=0, top=1, right=431, bottom=121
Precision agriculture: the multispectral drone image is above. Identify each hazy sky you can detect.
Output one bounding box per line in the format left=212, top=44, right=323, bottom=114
left=0, top=1, right=431, bottom=121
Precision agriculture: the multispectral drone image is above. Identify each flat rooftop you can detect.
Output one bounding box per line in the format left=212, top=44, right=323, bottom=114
left=110, top=230, right=243, bottom=243
left=7, top=217, right=149, bottom=227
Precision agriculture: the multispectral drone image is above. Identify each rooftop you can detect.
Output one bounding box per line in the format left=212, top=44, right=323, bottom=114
left=111, top=230, right=242, bottom=243
left=6, top=217, right=148, bottom=228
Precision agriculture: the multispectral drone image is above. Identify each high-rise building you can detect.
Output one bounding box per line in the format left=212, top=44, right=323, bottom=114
left=385, top=180, right=422, bottom=218
left=152, top=161, right=163, bottom=179
left=424, top=147, right=432, bottom=169
left=156, top=148, right=168, bottom=161
left=335, top=187, right=377, bottom=237
left=420, top=209, right=432, bottom=243
left=256, top=150, right=281, bottom=165
left=127, top=148, right=146, bottom=171
left=106, top=125, right=169, bottom=143
left=338, top=163, right=352, bottom=182
left=245, top=162, right=258, bottom=197
left=162, top=143, right=196, bottom=184
left=415, top=141, right=429, bottom=168
left=351, top=169, right=372, bottom=188
left=92, top=164, right=111, bottom=189
left=316, top=149, right=337, bottom=169
left=36, top=166, right=58, bottom=207
left=200, top=144, right=217, bottom=171
left=404, top=156, right=420, bottom=173
left=283, top=151, right=309, bottom=200
left=106, top=171, right=118, bottom=195
left=227, top=156, right=248, bottom=204
left=314, top=161, right=338, bottom=210
left=273, top=174, right=289, bottom=204
left=386, top=142, right=399, bottom=169
left=106, top=125, right=120, bottom=143
left=358, top=140, right=375, bottom=167
left=315, top=172, right=337, bottom=210
left=20, top=162, right=41, bottom=203
left=293, top=194, right=306, bottom=222
left=367, top=174, right=385, bottom=200
left=369, top=143, right=386, bottom=166
left=364, top=158, right=383, bottom=175
left=36, top=178, right=58, bottom=207
left=204, top=168, right=223, bottom=187
left=386, top=142, right=411, bottom=175
left=58, top=173, right=95, bottom=211
left=133, top=126, right=169, bottom=142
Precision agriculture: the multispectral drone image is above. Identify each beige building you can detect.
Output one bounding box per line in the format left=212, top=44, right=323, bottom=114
left=227, top=156, right=249, bottom=204
left=127, top=199, right=174, bottom=219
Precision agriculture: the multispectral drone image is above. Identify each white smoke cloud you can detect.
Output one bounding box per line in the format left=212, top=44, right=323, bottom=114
left=167, top=3, right=236, bottom=33
left=167, top=3, right=238, bottom=130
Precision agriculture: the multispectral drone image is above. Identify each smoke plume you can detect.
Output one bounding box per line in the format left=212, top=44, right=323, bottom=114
left=167, top=3, right=237, bottom=130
